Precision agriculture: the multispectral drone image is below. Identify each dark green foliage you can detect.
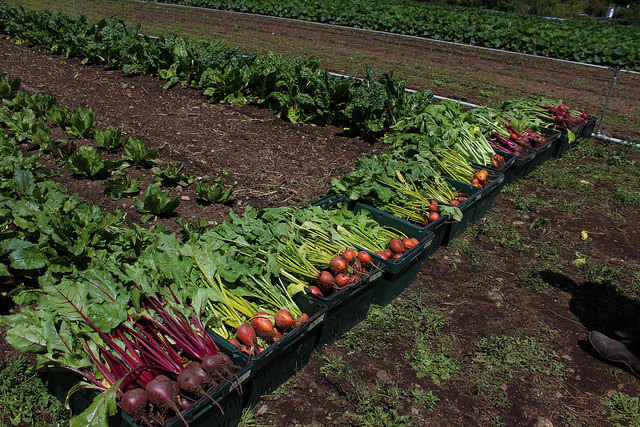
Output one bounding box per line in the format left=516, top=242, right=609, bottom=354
left=195, top=176, right=237, bottom=204
left=0, top=354, right=69, bottom=425
left=46, top=104, right=69, bottom=128
left=0, top=2, right=435, bottom=137
left=102, top=171, right=141, bottom=200
left=134, top=183, right=180, bottom=222
left=67, top=107, right=95, bottom=138
left=122, top=136, right=158, bottom=167
left=152, top=161, right=195, bottom=187
left=151, top=0, right=640, bottom=70
left=94, top=126, right=123, bottom=151
left=0, top=72, right=20, bottom=99
left=66, top=145, right=123, bottom=178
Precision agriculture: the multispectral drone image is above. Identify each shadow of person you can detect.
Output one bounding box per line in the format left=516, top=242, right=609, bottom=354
left=538, top=269, right=640, bottom=375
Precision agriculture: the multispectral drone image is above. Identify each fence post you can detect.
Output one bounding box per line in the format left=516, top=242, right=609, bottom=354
left=596, top=67, right=619, bottom=136
left=469, top=21, right=476, bottom=46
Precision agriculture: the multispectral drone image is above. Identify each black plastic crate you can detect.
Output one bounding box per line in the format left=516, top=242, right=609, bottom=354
left=306, top=275, right=377, bottom=347
left=241, top=295, right=325, bottom=408
left=443, top=173, right=505, bottom=224
left=311, top=194, right=438, bottom=273
left=581, top=116, right=597, bottom=138
left=550, top=132, right=570, bottom=158
left=48, top=337, right=252, bottom=427
left=436, top=180, right=483, bottom=245
left=473, top=153, right=516, bottom=180
left=367, top=230, right=436, bottom=306
left=493, top=147, right=537, bottom=185
left=309, top=195, right=439, bottom=308
left=118, top=337, right=252, bottom=427
left=523, top=130, right=561, bottom=173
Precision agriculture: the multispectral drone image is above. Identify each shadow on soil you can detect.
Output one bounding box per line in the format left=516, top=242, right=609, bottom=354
left=539, top=269, right=640, bottom=373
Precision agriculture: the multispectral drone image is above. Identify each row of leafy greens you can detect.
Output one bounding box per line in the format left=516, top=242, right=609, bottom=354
left=157, top=0, right=640, bottom=70
left=0, top=2, right=434, bottom=138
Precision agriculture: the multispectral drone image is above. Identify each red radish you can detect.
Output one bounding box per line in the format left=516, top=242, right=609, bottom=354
left=308, top=285, right=323, bottom=295
left=357, top=251, right=371, bottom=265
left=274, top=309, right=295, bottom=331
left=120, top=388, right=148, bottom=421
left=382, top=249, right=393, bottom=259
left=429, top=212, right=440, bottom=222
left=145, top=377, right=188, bottom=427
left=429, top=200, right=439, bottom=212
left=236, top=324, right=257, bottom=347
left=342, top=249, right=357, bottom=263
left=330, top=256, right=347, bottom=274
left=335, top=273, right=350, bottom=287
left=389, top=238, right=405, bottom=254
left=375, top=250, right=388, bottom=260
left=251, top=312, right=275, bottom=338
left=402, top=238, right=416, bottom=249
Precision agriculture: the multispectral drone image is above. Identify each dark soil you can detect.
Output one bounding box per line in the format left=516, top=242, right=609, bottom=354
left=0, top=37, right=382, bottom=232
left=2, top=3, right=640, bottom=426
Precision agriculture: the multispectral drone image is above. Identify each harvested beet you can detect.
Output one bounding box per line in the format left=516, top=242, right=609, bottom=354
left=145, top=377, right=188, bottom=427
left=251, top=312, right=275, bottom=338
left=121, top=388, right=148, bottom=422
left=177, top=368, right=224, bottom=415
left=274, top=309, right=295, bottom=331
left=236, top=324, right=257, bottom=347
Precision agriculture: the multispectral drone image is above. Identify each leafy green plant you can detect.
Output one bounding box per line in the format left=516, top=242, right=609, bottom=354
left=175, top=216, right=210, bottom=242
left=200, top=63, right=249, bottom=104
left=94, top=126, right=123, bottom=151
left=410, top=333, right=459, bottom=385
left=195, top=177, right=237, bottom=204
left=45, top=104, right=69, bottom=127
left=602, top=392, right=640, bottom=425
left=152, top=161, right=195, bottom=187
left=134, top=183, right=180, bottom=222
left=24, top=92, right=57, bottom=116
left=4, top=108, right=50, bottom=145
left=0, top=354, right=69, bottom=425
left=102, top=171, right=141, bottom=200
left=66, top=145, right=123, bottom=178
left=0, top=73, right=20, bottom=99
left=411, top=388, right=440, bottom=411
left=48, top=139, right=76, bottom=163
left=122, top=136, right=158, bottom=167
left=66, top=107, right=96, bottom=138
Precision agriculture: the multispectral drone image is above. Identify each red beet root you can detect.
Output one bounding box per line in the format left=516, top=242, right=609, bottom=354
left=121, top=388, right=148, bottom=420
left=236, top=324, right=257, bottom=347
left=145, top=377, right=188, bottom=427
left=274, top=309, right=295, bottom=331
